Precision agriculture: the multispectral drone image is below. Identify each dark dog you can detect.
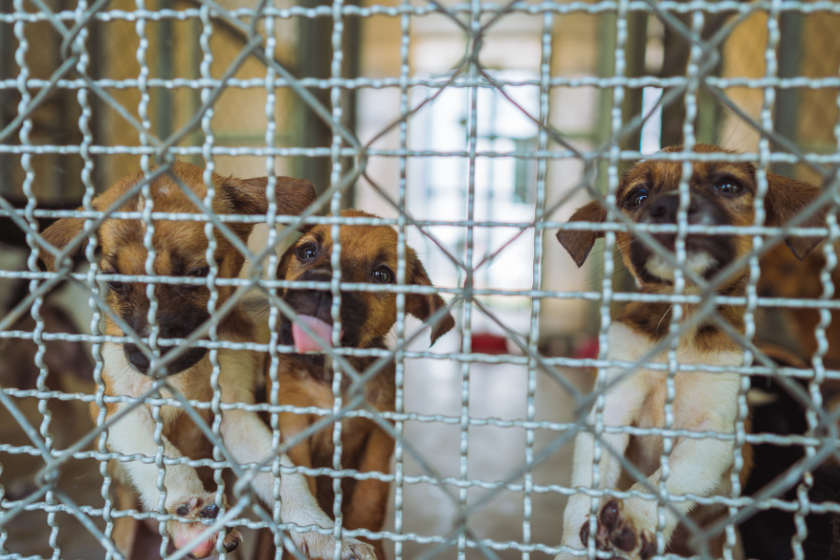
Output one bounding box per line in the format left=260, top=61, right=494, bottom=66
left=258, top=209, right=455, bottom=560
left=0, top=278, right=94, bottom=503
left=0, top=215, right=95, bottom=502
left=39, top=163, right=374, bottom=560
left=554, top=144, right=826, bottom=559
left=740, top=344, right=840, bottom=559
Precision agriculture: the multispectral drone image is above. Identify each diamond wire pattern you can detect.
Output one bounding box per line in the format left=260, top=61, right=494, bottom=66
left=0, top=1, right=838, bottom=560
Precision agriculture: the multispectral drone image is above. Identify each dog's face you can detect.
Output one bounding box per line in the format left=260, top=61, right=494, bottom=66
left=557, top=145, right=826, bottom=291
left=276, top=209, right=455, bottom=356
left=40, top=162, right=316, bottom=376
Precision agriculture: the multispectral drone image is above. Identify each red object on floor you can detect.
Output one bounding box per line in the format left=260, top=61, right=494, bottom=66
left=470, top=332, right=508, bottom=354
left=574, top=337, right=599, bottom=360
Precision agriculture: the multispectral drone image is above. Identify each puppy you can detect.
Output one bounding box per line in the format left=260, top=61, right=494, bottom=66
left=0, top=279, right=94, bottom=501
left=259, top=209, right=455, bottom=560
left=39, top=163, right=374, bottom=560
left=554, top=145, right=826, bottom=559
left=756, top=243, right=840, bottom=408
left=0, top=278, right=93, bottom=397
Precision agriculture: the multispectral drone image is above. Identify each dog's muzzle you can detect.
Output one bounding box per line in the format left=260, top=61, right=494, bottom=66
left=280, top=268, right=359, bottom=352
left=634, top=191, right=731, bottom=281
left=123, top=344, right=208, bottom=376
left=282, top=272, right=342, bottom=352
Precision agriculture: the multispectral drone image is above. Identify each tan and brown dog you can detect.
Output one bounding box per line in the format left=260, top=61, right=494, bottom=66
left=757, top=242, right=840, bottom=382
left=554, top=145, right=826, bottom=559
left=39, top=163, right=375, bottom=560
left=257, top=209, right=455, bottom=560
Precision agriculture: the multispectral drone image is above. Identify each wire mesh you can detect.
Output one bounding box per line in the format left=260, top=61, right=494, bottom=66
left=0, top=2, right=839, bottom=560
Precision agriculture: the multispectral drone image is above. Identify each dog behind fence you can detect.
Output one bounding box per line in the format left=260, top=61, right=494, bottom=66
left=1, top=1, right=840, bottom=560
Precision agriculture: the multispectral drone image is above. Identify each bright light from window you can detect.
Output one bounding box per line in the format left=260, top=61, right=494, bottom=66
left=640, top=86, right=663, bottom=155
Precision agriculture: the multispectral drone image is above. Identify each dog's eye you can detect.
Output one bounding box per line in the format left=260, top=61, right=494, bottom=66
left=108, top=281, right=126, bottom=293
left=624, top=188, right=648, bottom=208
left=103, top=271, right=126, bottom=293
left=714, top=179, right=743, bottom=196
left=188, top=267, right=210, bottom=278
left=372, top=267, right=394, bottom=284
left=296, top=243, right=318, bottom=261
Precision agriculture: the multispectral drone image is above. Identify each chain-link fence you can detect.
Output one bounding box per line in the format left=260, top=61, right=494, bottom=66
left=1, top=1, right=840, bottom=560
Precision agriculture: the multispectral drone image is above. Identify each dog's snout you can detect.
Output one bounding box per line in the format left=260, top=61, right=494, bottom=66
left=119, top=299, right=211, bottom=376
left=647, top=193, right=706, bottom=224
left=298, top=267, right=332, bottom=283
left=648, top=195, right=677, bottom=223
left=123, top=342, right=208, bottom=376
left=157, top=310, right=198, bottom=340
left=646, top=194, right=703, bottom=224
left=286, top=285, right=333, bottom=318
left=285, top=268, right=334, bottom=317
left=125, top=344, right=151, bottom=372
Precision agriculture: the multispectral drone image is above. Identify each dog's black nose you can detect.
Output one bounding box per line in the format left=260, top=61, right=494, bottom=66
left=285, top=268, right=334, bottom=319
left=123, top=343, right=208, bottom=376
left=647, top=194, right=701, bottom=224
left=298, top=268, right=332, bottom=283
left=125, top=345, right=151, bottom=372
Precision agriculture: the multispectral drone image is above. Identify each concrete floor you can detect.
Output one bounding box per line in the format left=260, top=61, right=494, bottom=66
left=384, top=325, right=585, bottom=560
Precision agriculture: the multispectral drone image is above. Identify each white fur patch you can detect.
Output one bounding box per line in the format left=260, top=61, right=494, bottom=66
left=556, top=321, right=745, bottom=558
left=645, top=251, right=714, bottom=281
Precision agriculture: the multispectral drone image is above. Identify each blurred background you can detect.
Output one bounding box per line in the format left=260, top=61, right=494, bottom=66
left=1, top=1, right=840, bottom=559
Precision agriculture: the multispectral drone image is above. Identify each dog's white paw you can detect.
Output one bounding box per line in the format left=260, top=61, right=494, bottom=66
left=291, top=530, right=377, bottom=560
left=578, top=499, right=656, bottom=560
left=166, top=495, right=242, bottom=558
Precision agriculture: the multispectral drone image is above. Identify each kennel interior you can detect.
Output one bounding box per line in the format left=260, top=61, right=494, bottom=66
left=0, top=0, right=840, bottom=559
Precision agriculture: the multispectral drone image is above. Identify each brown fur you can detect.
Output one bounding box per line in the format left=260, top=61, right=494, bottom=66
left=758, top=242, right=840, bottom=367
left=262, top=210, right=456, bottom=560
left=555, top=145, right=828, bottom=559
left=558, top=144, right=825, bottom=350
left=37, top=162, right=319, bottom=559
left=41, top=164, right=313, bottom=339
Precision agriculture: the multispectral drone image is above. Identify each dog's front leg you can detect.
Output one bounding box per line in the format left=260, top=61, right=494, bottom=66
left=343, top=425, right=395, bottom=560
left=279, top=408, right=318, bottom=497
left=107, top=403, right=242, bottom=558
left=557, top=380, right=646, bottom=560
left=219, top=379, right=376, bottom=560
left=579, top=375, right=739, bottom=560
left=595, top=434, right=735, bottom=559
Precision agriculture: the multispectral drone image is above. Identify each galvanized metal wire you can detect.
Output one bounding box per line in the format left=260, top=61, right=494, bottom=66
left=0, top=2, right=839, bottom=560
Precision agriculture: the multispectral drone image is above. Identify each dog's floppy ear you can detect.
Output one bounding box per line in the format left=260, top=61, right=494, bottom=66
left=220, top=176, right=318, bottom=217
left=555, top=200, right=608, bottom=267
left=405, top=247, right=455, bottom=346
left=765, top=173, right=827, bottom=261
left=39, top=211, right=88, bottom=272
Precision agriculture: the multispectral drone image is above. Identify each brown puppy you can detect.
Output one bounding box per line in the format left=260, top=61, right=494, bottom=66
left=261, top=209, right=455, bottom=560
left=39, top=163, right=374, bottom=560
left=758, top=243, right=840, bottom=363
left=554, top=145, right=826, bottom=559
left=757, top=244, right=840, bottom=414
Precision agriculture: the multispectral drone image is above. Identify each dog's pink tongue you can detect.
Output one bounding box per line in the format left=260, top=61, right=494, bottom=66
left=292, top=315, right=338, bottom=353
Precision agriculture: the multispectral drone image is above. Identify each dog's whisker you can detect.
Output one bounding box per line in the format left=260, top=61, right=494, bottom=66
left=655, top=304, right=674, bottom=336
